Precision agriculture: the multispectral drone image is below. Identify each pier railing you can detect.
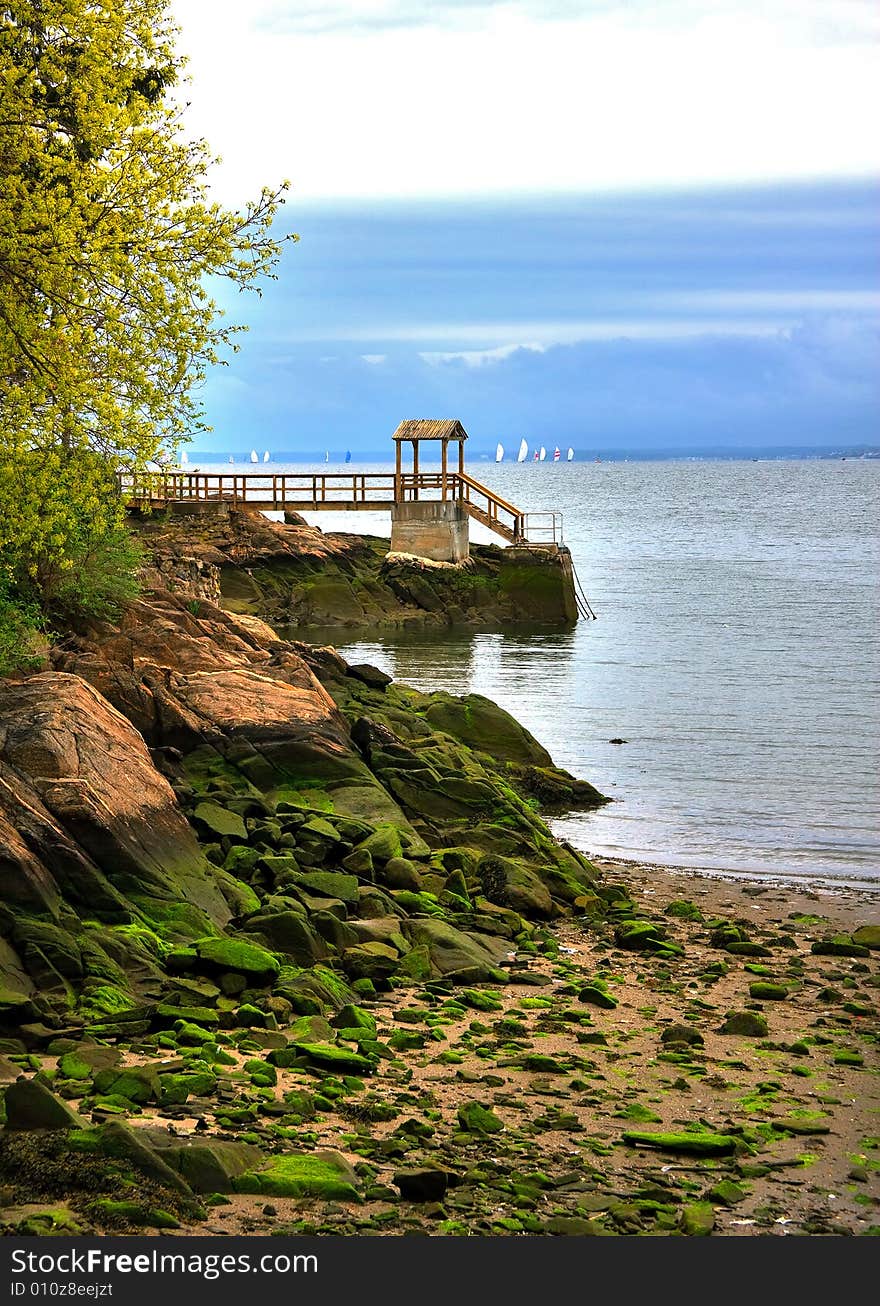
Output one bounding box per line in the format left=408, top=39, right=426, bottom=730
left=118, top=469, right=535, bottom=545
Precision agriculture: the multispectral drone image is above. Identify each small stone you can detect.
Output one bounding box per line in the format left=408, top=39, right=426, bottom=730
left=851, top=925, right=880, bottom=950
left=579, top=985, right=618, bottom=1010
left=718, top=1011, right=768, bottom=1037
left=681, top=1203, right=715, bottom=1236
left=393, top=1169, right=450, bottom=1202
left=748, top=982, right=789, bottom=1001
left=193, top=802, right=248, bottom=841
left=457, top=1101, right=504, bottom=1135
left=660, top=1023, right=704, bottom=1047
left=707, top=1179, right=746, bottom=1206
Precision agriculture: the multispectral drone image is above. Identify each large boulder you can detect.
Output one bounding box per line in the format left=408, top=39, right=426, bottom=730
left=3, top=1079, right=85, bottom=1130
left=402, top=917, right=509, bottom=980
left=0, top=675, right=230, bottom=929
left=423, top=693, right=553, bottom=765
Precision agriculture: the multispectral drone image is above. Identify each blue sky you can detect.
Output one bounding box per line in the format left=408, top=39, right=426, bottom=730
left=197, top=180, right=879, bottom=457
left=170, top=2, right=880, bottom=458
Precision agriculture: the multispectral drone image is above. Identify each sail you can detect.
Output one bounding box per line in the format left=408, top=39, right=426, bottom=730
left=567, top=447, right=574, bottom=461
left=250, top=449, right=258, bottom=463
left=517, top=438, right=528, bottom=462
left=228, top=455, right=234, bottom=464
left=324, top=451, right=329, bottom=463
left=263, top=450, right=270, bottom=462
left=180, top=450, right=188, bottom=464
left=495, top=443, right=504, bottom=462
left=539, top=446, right=546, bottom=461
left=345, top=450, right=352, bottom=463
left=533, top=450, right=539, bottom=461
left=553, top=446, right=561, bottom=461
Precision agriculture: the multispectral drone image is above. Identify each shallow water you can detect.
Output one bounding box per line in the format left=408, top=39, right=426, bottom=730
left=203, top=457, right=880, bottom=886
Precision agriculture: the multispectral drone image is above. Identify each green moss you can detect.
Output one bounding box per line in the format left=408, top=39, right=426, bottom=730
left=89, top=1199, right=180, bottom=1229
left=680, top=1203, right=715, bottom=1235
left=193, top=937, right=280, bottom=981
left=616, top=1103, right=662, bottom=1123
left=621, top=1131, right=740, bottom=1156
left=233, top=1153, right=359, bottom=1201
left=748, top=982, right=789, bottom=1001
left=458, top=1101, right=504, bottom=1134
left=292, top=1042, right=376, bottom=1075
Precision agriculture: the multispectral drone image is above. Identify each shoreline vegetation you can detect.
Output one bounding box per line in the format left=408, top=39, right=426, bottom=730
left=0, top=511, right=876, bottom=1238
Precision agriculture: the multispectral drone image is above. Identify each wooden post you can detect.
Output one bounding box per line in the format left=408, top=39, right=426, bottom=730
left=458, top=440, right=465, bottom=476
left=395, top=439, right=402, bottom=501
left=441, top=438, right=448, bottom=501
left=412, top=440, right=419, bottom=500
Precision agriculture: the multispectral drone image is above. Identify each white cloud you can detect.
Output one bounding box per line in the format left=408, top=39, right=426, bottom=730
left=419, top=343, right=546, bottom=366
left=171, top=1, right=880, bottom=202
left=360, top=353, right=388, bottom=364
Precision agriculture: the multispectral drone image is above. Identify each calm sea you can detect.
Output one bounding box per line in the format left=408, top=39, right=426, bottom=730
left=200, top=458, right=880, bottom=887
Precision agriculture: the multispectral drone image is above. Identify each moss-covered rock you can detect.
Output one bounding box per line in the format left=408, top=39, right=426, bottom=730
left=89, top=1199, right=180, bottom=1229
left=748, top=982, right=789, bottom=1001
left=3, top=1080, right=85, bottom=1130
left=233, top=1151, right=360, bottom=1200
left=292, top=1041, right=376, bottom=1075
left=402, top=917, right=508, bottom=981
left=681, top=1203, right=716, bottom=1235
left=92, top=1066, right=160, bottom=1104
left=193, top=802, right=248, bottom=841
left=193, top=937, right=279, bottom=982
left=719, top=1011, right=769, bottom=1037
left=622, top=1131, right=739, bottom=1157
left=423, top=694, right=553, bottom=766
left=458, top=1101, right=504, bottom=1134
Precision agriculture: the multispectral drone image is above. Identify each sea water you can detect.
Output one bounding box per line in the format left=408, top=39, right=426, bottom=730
left=200, top=457, right=880, bottom=886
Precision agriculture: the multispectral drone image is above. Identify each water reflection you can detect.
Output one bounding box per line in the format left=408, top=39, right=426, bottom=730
left=266, top=458, right=879, bottom=886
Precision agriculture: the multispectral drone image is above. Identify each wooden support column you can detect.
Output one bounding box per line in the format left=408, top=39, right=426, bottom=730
left=412, top=440, right=419, bottom=499
left=395, top=439, right=402, bottom=501
left=441, top=438, right=448, bottom=500
left=458, top=440, right=465, bottom=475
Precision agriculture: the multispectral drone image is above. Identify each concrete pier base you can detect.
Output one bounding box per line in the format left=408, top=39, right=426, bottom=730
left=390, top=500, right=470, bottom=563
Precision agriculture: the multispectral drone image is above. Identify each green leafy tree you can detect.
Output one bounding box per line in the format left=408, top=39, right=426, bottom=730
left=0, top=1, right=292, bottom=649
left=0, top=447, right=141, bottom=616
left=1, top=0, right=292, bottom=460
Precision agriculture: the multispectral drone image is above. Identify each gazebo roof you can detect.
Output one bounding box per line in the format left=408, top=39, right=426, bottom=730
left=392, top=419, right=468, bottom=442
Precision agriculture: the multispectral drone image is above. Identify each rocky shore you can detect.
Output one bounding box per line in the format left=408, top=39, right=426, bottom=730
left=134, top=508, right=579, bottom=628
left=0, top=517, right=877, bottom=1237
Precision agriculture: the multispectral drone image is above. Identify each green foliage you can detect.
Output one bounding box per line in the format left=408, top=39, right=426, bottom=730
left=0, top=0, right=292, bottom=461
left=0, top=566, right=45, bottom=675
left=0, top=448, right=141, bottom=619
left=0, top=4, right=289, bottom=641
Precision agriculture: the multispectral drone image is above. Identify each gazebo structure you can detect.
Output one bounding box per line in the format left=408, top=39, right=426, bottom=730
left=390, top=418, right=470, bottom=562
left=392, top=418, right=467, bottom=501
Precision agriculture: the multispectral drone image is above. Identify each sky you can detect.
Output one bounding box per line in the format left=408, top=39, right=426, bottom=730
left=169, top=1, right=880, bottom=458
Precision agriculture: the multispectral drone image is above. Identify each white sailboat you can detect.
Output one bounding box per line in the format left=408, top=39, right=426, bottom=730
left=249, top=449, right=259, bottom=463
left=495, top=442, right=504, bottom=463
left=180, top=450, right=189, bottom=465
left=324, top=450, right=329, bottom=463
left=553, top=446, right=561, bottom=461
left=567, top=447, right=574, bottom=461
left=263, top=450, right=270, bottom=463
left=228, top=455, right=234, bottom=464
left=517, top=439, right=528, bottom=462
left=539, top=446, right=547, bottom=461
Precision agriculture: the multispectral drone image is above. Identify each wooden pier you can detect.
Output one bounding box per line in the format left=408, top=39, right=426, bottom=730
left=119, top=469, right=539, bottom=545
left=119, top=420, right=563, bottom=550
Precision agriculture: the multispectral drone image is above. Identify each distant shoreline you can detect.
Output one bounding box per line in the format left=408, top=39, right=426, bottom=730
left=181, top=449, right=880, bottom=465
